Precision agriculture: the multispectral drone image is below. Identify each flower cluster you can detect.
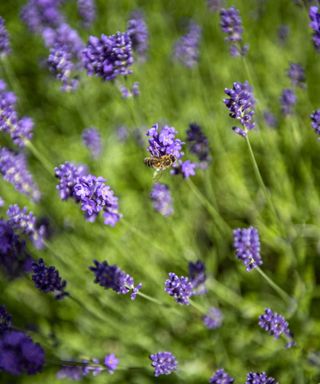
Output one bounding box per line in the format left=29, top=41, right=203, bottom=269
left=32, top=258, right=68, bottom=300
left=149, top=351, right=177, bottom=377
left=0, top=17, right=10, bottom=56
left=280, top=89, right=296, bottom=116
left=188, top=260, right=207, bottom=295
left=203, top=307, right=223, bottom=330
left=89, top=260, right=141, bottom=299
left=164, top=272, right=193, bottom=305
left=54, top=161, right=87, bottom=200
left=220, top=7, right=248, bottom=56
left=245, top=372, right=278, bottom=384
left=309, top=6, right=320, bottom=52
left=77, top=0, right=96, bottom=28
left=209, top=368, right=234, bottom=383
left=119, top=82, right=140, bottom=98
left=82, top=128, right=102, bottom=159
left=186, top=123, right=211, bottom=169
left=207, top=0, right=223, bottom=13
left=224, top=81, right=255, bottom=137
left=173, top=22, right=202, bottom=68
left=104, top=353, right=119, bottom=374
left=287, top=63, right=305, bottom=88
left=233, top=227, right=262, bottom=271
left=310, top=109, right=320, bottom=136
left=0, top=305, right=12, bottom=333
left=0, top=147, right=41, bottom=201
left=263, top=110, right=277, bottom=128
left=127, top=11, right=149, bottom=60
left=150, top=183, right=173, bottom=216
left=82, top=32, right=134, bottom=81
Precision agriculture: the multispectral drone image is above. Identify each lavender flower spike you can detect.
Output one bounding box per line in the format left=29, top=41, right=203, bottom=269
left=287, top=63, right=305, bottom=88
left=78, top=0, right=96, bottom=28
left=150, top=183, right=173, bottom=216
left=188, top=260, right=207, bottom=295
left=203, top=307, right=223, bottom=329
left=127, top=10, right=149, bottom=60
left=149, top=351, right=177, bottom=377
left=245, top=372, right=278, bottom=384
left=0, top=305, right=12, bottom=333
left=104, top=354, right=119, bottom=374
left=82, top=128, right=102, bottom=159
left=207, top=0, right=223, bottom=13
left=173, top=22, right=202, bottom=68
left=310, top=109, right=320, bottom=136
left=186, top=123, right=211, bottom=169
left=165, top=272, right=193, bottom=305
left=309, top=6, right=320, bottom=52
left=233, top=226, right=262, bottom=271
left=210, top=368, right=234, bottom=383
left=0, top=17, right=10, bottom=56
left=280, top=89, right=296, bottom=116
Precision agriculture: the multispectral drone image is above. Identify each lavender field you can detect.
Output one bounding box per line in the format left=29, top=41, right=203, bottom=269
left=0, top=0, right=320, bottom=383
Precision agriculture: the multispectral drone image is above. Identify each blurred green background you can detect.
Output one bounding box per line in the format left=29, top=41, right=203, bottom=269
left=1, top=0, right=320, bottom=382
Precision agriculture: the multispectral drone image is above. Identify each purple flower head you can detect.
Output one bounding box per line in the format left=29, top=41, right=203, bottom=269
left=287, top=63, right=305, bottom=88
left=119, top=82, right=140, bottom=98
left=224, top=81, right=255, bottom=136
left=32, top=258, right=68, bottom=300
left=82, top=32, right=134, bottom=81
left=54, top=161, right=87, bottom=200
left=188, top=260, right=207, bottom=295
left=7, top=205, right=45, bottom=249
left=0, top=17, right=10, bottom=56
left=173, top=22, right=201, bottom=68
left=209, top=368, right=234, bottom=383
left=104, top=353, right=119, bottom=374
left=263, top=111, right=277, bottom=128
left=149, top=351, right=177, bottom=377
left=233, top=226, right=262, bottom=271
left=0, top=147, right=41, bottom=201
left=259, top=308, right=295, bottom=347
left=220, top=7, right=248, bottom=56
left=146, top=123, right=184, bottom=159
left=82, top=128, right=102, bottom=159
left=278, top=25, right=289, bottom=44
left=150, top=183, right=174, bottom=217
left=207, top=0, right=223, bottom=12
left=172, top=159, right=197, bottom=179
left=57, top=365, right=84, bottom=380
left=203, top=307, right=223, bottom=330
left=81, top=358, right=103, bottom=376
left=78, top=0, right=96, bottom=28
left=0, top=305, right=12, bottom=333
left=309, top=6, right=320, bottom=52
left=130, top=282, right=142, bottom=300
left=165, top=272, right=193, bottom=305
left=245, top=372, right=278, bottom=384
left=186, top=123, right=211, bottom=168
left=0, top=330, right=45, bottom=375
left=127, top=10, right=149, bottom=60
left=89, top=259, right=141, bottom=297
left=280, top=89, right=296, bottom=116
left=310, top=109, right=320, bottom=136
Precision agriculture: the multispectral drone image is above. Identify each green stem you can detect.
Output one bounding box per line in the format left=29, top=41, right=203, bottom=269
left=136, top=291, right=168, bottom=307
left=25, top=140, right=53, bottom=176
left=189, top=299, right=207, bottom=315
left=0, top=57, right=24, bottom=96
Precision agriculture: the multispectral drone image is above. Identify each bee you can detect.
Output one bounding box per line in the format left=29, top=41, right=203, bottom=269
left=144, top=154, right=176, bottom=171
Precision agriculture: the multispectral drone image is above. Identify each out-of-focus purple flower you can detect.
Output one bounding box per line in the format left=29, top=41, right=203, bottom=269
left=209, top=368, right=234, bottom=383
left=188, top=260, right=207, bottom=295
left=280, top=89, right=296, bottom=116
left=82, top=32, right=134, bottom=81
left=117, top=126, right=128, bottom=142
left=203, top=307, right=223, bottom=329
left=0, top=17, right=10, bottom=56
left=287, top=63, right=305, bottom=88
left=119, top=82, right=140, bottom=99
left=82, top=358, right=103, bottom=376
left=78, top=0, right=96, bottom=28
left=278, top=25, right=289, bottom=44
left=0, top=330, right=45, bottom=375
left=7, top=205, right=45, bottom=249
left=233, top=227, right=262, bottom=271
left=146, top=123, right=184, bottom=159
left=54, top=161, right=87, bottom=200
left=0, top=147, right=41, bottom=202
left=165, top=272, right=193, bottom=305
left=245, top=372, right=278, bottom=384
left=89, top=259, right=141, bottom=297
left=0, top=196, right=4, bottom=207
left=57, top=366, right=84, bottom=380
left=104, top=354, right=119, bottom=374
left=207, top=0, right=223, bottom=12
left=310, top=109, right=320, bottom=136
left=186, top=123, right=211, bottom=168
left=130, top=283, right=142, bottom=300
left=82, top=128, right=102, bottom=159
left=150, top=183, right=173, bottom=217
left=127, top=10, right=148, bottom=60
left=173, top=22, right=201, bottom=68
left=220, top=7, right=248, bottom=56
left=259, top=308, right=295, bottom=348
left=32, top=258, right=68, bottom=300
left=263, top=111, right=277, bottom=128
left=149, top=351, right=177, bottom=377
left=224, top=81, right=255, bottom=137
left=309, top=6, right=320, bottom=52
left=0, top=305, right=12, bottom=333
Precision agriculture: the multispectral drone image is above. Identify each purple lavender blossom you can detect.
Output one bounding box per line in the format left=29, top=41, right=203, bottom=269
left=259, top=308, right=295, bottom=348
left=82, top=128, right=102, bottom=159
left=0, top=305, right=12, bottom=333
left=309, top=6, right=320, bottom=52
left=220, top=7, right=248, bottom=56
left=119, top=82, right=140, bottom=99
left=127, top=11, right=149, bottom=60
left=0, top=330, right=45, bottom=375
left=89, top=260, right=141, bottom=297
left=78, top=0, right=96, bottom=28
left=173, top=22, right=201, bottom=68
left=32, top=258, right=68, bottom=300
left=280, top=89, right=296, bottom=116
left=278, top=25, right=289, bottom=44
left=57, top=366, right=84, bottom=380
left=82, top=32, right=134, bottom=81
left=104, top=354, right=119, bottom=374
left=149, top=351, right=177, bottom=377
left=82, top=358, right=103, bottom=376
left=310, top=109, right=320, bottom=136
left=207, top=0, right=223, bottom=12
left=117, top=126, right=128, bottom=142
left=150, top=183, right=173, bottom=217
left=188, top=260, right=207, bottom=295
left=146, top=123, right=184, bottom=159
left=186, top=123, right=211, bottom=168
left=0, top=147, right=41, bottom=201
left=164, top=272, right=193, bottom=305
left=203, top=307, right=223, bottom=330
left=233, top=227, right=262, bottom=271
left=287, top=63, right=305, bottom=88
left=245, top=372, right=278, bottom=384
left=0, top=17, right=10, bottom=56
left=54, top=161, right=87, bottom=200
left=263, top=111, right=277, bottom=128
left=130, top=283, right=142, bottom=300
left=209, top=368, right=234, bottom=383
left=224, top=81, right=255, bottom=137
left=174, top=159, right=197, bottom=178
